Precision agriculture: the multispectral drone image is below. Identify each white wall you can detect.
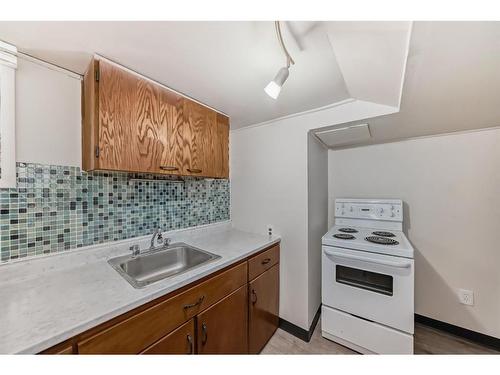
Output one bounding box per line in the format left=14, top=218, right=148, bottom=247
left=230, top=100, right=398, bottom=330
left=16, top=58, right=81, bottom=167
left=328, top=128, right=500, bottom=338
left=307, top=134, right=328, bottom=325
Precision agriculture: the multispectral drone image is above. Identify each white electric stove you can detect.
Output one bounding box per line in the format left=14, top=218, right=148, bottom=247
left=321, top=198, right=415, bottom=354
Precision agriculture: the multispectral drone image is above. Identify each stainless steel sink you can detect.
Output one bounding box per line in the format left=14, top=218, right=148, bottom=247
left=108, top=243, right=221, bottom=288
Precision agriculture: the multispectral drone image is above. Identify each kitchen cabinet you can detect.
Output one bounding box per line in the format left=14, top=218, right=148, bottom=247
left=40, top=341, right=74, bottom=354
left=248, top=243, right=280, bottom=280
left=82, top=57, right=229, bottom=178
left=215, top=113, right=230, bottom=178
left=42, top=243, right=279, bottom=355
left=77, top=262, right=247, bottom=354
left=248, top=264, right=280, bottom=353
left=183, top=99, right=216, bottom=177
left=141, top=319, right=195, bottom=354
left=197, top=286, right=248, bottom=354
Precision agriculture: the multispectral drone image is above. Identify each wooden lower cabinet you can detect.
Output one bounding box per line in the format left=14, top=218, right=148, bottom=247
left=197, top=285, right=248, bottom=354
left=141, top=319, right=195, bottom=354
left=248, top=264, right=280, bottom=354
left=40, top=342, right=74, bottom=354
left=41, top=243, right=280, bottom=355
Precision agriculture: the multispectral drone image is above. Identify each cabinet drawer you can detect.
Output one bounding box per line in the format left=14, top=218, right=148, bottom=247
left=77, top=261, right=247, bottom=354
left=141, top=319, right=195, bottom=354
left=248, top=244, right=279, bottom=281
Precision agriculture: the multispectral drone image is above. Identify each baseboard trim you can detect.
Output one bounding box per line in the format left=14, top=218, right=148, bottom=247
left=279, top=306, right=321, bottom=342
left=415, top=314, right=500, bottom=351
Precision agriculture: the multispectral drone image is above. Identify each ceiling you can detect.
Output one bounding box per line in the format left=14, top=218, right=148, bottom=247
left=0, top=21, right=410, bottom=128
left=314, top=22, right=500, bottom=149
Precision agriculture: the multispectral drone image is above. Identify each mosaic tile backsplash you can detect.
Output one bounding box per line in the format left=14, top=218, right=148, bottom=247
left=0, top=163, right=230, bottom=262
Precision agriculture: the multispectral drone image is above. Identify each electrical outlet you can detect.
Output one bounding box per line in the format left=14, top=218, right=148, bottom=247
left=458, top=289, right=474, bottom=306
left=266, top=225, right=274, bottom=237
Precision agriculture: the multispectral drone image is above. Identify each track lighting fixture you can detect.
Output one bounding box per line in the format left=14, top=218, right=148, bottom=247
left=264, top=21, right=295, bottom=100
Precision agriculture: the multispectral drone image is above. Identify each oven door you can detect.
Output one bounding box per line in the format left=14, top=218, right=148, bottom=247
left=322, top=246, right=414, bottom=333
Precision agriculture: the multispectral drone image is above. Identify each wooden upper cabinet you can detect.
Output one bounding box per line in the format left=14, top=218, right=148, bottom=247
left=215, top=114, right=230, bottom=178
left=182, top=100, right=229, bottom=178
left=157, top=87, right=186, bottom=175
left=82, top=57, right=229, bottom=178
left=98, top=60, right=164, bottom=173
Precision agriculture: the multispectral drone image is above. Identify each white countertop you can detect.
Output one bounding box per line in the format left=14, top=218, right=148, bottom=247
left=0, top=222, right=280, bottom=354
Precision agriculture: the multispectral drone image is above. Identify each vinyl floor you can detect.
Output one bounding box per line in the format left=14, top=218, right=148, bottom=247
left=261, top=319, right=499, bottom=354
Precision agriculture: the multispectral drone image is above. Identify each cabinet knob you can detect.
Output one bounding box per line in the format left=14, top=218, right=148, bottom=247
left=187, top=168, right=202, bottom=174
left=261, top=258, right=271, bottom=265
left=159, top=165, right=179, bottom=171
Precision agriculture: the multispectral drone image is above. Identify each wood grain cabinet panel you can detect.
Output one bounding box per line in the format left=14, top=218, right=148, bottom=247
left=40, top=341, right=74, bottom=355
left=141, top=319, right=195, bottom=354
left=77, top=262, right=247, bottom=354
left=215, top=114, right=230, bottom=178
left=248, top=264, right=280, bottom=354
left=82, top=58, right=229, bottom=178
left=183, top=100, right=214, bottom=177
left=98, top=60, right=165, bottom=173
left=197, top=285, right=248, bottom=354
left=248, top=244, right=280, bottom=281
left=157, top=88, right=185, bottom=175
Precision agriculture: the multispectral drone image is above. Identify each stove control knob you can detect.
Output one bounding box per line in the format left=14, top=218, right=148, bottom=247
left=377, top=207, right=384, bottom=215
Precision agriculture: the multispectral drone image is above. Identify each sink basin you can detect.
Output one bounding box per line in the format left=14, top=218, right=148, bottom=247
left=108, top=243, right=221, bottom=288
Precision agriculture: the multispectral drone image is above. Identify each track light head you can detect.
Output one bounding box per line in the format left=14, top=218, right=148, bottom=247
left=264, top=67, right=289, bottom=99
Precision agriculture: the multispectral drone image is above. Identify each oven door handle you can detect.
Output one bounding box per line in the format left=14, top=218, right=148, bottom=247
left=324, top=249, right=412, bottom=269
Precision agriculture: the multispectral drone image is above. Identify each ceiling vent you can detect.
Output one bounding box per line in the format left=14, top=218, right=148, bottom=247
left=314, top=123, right=371, bottom=148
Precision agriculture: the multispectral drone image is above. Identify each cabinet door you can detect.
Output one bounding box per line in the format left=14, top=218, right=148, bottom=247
left=141, top=319, right=195, bottom=354
left=197, top=285, right=248, bottom=354
left=183, top=100, right=218, bottom=177
left=248, top=264, right=280, bottom=353
left=214, top=114, right=229, bottom=178
left=157, top=88, right=185, bottom=175
left=98, top=60, right=164, bottom=173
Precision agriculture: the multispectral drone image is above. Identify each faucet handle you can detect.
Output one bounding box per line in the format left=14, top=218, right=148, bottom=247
left=157, top=232, right=164, bottom=245
left=129, top=244, right=140, bottom=256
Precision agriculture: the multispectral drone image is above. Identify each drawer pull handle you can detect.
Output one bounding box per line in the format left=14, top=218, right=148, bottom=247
left=251, top=289, right=258, bottom=304
left=183, top=295, right=205, bottom=310
left=160, top=165, right=179, bottom=171
left=187, top=334, right=193, bottom=354
left=187, top=168, right=202, bottom=174
left=261, top=258, right=271, bottom=265
left=201, top=323, right=208, bottom=344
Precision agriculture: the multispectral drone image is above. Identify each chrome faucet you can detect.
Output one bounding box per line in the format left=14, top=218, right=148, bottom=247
left=150, top=227, right=164, bottom=249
